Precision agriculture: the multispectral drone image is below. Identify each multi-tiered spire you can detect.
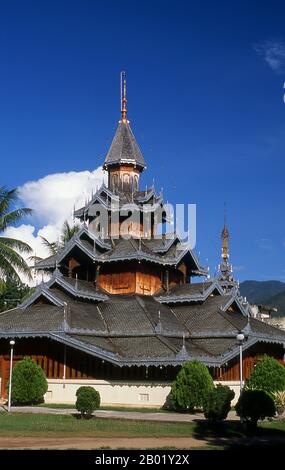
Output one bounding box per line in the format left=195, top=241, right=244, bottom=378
left=103, top=72, right=146, bottom=193
left=219, top=215, right=235, bottom=288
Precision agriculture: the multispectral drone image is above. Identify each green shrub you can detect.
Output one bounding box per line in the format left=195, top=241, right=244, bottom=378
left=203, top=384, right=235, bottom=422
left=11, top=357, right=48, bottom=405
left=235, top=390, right=275, bottom=431
left=272, top=391, right=285, bottom=416
left=246, top=355, right=285, bottom=395
left=76, top=386, right=100, bottom=417
left=170, top=360, right=214, bottom=412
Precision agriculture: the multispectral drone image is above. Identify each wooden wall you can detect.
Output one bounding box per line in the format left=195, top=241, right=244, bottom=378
left=99, top=262, right=162, bottom=295
left=1, top=338, right=284, bottom=398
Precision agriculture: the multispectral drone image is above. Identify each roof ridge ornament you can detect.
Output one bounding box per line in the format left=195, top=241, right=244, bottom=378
left=176, top=333, right=188, bottom=360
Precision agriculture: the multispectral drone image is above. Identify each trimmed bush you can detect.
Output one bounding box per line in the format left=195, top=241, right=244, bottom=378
left=11, top=357, right=48, bottom=405
left=76, top=386, right=100, bottom=417
left=203, top=384, right=235, bottom=423
left=170, top=360, right=214, bottom=412
left=235, top=390, right=275, bottom=431
left=246, top=355, right=285, bottom=395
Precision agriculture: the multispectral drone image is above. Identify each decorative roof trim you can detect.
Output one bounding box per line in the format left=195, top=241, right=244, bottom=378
left=20, top=286, right=65, bottom=309
left=155, top=280, right=224, bottom=304
left=47, top=274, right=109, bottom=302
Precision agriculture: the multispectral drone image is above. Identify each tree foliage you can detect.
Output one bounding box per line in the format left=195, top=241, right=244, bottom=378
left=203, top=384, right=235, bottom=422
left=0, top=187, right=32, bottom=281
left=170, top=360, right=214, bottom=412
left=11, top=357, right=48, bottom=405
left=246, top=355, right=285, bottom=394
left=0, top=277, right=32, bottom=312
left=30, top=219, right=80, bottom=262
left=235, top=390, right=275, bottom=431
left=76, top=386, right=101, bottom=417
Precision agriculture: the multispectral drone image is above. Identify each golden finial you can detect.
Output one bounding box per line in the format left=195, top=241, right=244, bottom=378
left=221, top=206, right=229, bottom=261
left=120, top=71, right=127, bottom=123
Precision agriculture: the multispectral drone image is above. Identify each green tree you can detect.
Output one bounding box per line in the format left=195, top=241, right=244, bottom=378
left=203, top=384, right=235, bottom=423
left=170, top=360, right=214, bottom=412
left=76, top=386, right=101, bottom=418
left=31, top=219, right=80, bottom=262
left=0, top=187, right=32, bottom=281
left=246, top=355, right=285, bottom=395
left=10, top=357, right=48, bottom=405
left=235, top=390, right=276, bottom=432
left=0, top=277, right=32, bottom=312
left=60, top=220, right=80, bottom=247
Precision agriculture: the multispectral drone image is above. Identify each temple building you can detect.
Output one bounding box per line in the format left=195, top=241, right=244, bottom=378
left=0, top=74, right=284, bottom=406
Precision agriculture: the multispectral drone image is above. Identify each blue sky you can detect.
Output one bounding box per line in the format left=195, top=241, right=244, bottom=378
left=1, top=0, right=285, bottom=281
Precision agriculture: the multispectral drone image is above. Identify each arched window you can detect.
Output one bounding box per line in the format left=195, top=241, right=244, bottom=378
left=123, top=173, right=130, bottom=190
left=134, top=175, right=139, bottom=191
left=111, top=173, right=118, bottom=189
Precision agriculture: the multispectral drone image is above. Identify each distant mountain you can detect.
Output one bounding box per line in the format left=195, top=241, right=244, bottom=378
left=239, top=280, right=285, bottom=317
left=262, top=291, right=285, bottom=317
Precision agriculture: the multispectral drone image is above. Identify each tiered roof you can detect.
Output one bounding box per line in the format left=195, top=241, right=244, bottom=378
left=1, top=77, right=284, bottom=372
left=0, top=274, right=284, bottom=367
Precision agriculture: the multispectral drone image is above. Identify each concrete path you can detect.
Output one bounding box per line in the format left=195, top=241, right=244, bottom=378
left=0, top=405, right=239, bottom=422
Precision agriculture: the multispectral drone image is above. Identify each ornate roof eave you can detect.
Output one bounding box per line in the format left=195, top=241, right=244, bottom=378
left=220, top=293, right=249, bottom=317
left=104, top=157, right=145, bottom=169
left=35, top=226, right=111, bottom=270
left=74, top=184, right=114, bottom=217
left=20, top=286, right=65, bottom=309
left=47, top=272, right=109, bottom=302
left=54, top=235, right=197, bottom=268
left=35, top=255, right=57, bottom=270
left=0, top=329, right=283, bottom=369
left=155, top=279, right=224, bottom=304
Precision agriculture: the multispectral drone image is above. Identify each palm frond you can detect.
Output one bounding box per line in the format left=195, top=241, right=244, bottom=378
left=0, top=208, right=32, bottom=232
left=0, top=242, right=32, bottom=280
left=0, top=187, right=19, bottom=216
left=39, top=235, right=58, bottom=256
left=0, top=237, right=32, bottom=253
left=60, top=219, right=80, bottom=247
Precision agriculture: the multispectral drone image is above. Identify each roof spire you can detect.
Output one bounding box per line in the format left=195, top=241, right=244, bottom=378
left=120, top=71, right=128, bottom=123
left=221, top=203, right=229, bottom=261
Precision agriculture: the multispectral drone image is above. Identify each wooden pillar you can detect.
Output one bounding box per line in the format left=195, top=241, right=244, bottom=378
left=166, top=269, right=169, bottom=293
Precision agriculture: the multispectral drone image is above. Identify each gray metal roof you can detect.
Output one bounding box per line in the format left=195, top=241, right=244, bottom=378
left=104, top=121, right=146, bottom=169
left=1, top=287, right=284, bottom=367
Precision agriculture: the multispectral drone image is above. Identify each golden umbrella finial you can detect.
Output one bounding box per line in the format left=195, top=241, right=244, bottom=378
left=221, top=204, right=229, bottom=260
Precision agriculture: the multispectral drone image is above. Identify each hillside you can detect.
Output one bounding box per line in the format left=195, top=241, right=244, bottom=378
left=239, top=280, right=285, bottom=317
left=239, top=280, right=285, bottom=304
left=262, top=291, right=285, bottom=317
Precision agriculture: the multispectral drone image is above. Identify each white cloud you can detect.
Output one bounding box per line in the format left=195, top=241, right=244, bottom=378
left=19, top=167, right=106, bottom=226
left=254, top=41, right=285, bottom=72
left=4, top=167, right=106, bottom=285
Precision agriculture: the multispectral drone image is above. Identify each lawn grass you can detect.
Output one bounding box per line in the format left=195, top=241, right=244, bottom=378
left=261, top=419, right=285, bottom=432
left=39, top=404, right=168, bottom=413
left=0, top=413, right=196, bottom=437
left=0, top=413, right=284, bottom=449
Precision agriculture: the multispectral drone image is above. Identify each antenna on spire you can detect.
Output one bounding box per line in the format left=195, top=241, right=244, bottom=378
left=120, top=71, right=127, bottom=123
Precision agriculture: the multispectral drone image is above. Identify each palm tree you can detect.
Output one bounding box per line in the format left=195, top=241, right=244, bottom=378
left=60, top=220, right=80, bottom=247
left=0, top=187, right=32, bottom=281
left=31, top=219, right=80, bottom=261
